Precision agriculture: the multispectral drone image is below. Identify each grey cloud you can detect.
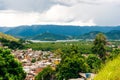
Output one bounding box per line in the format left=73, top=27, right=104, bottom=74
left=0, top=0, right=120, bottom=26
left=77, top=1, right=99, bottom=5
left=0, top=0, right=119, bottom=12
left=52, top=0, right=120, bottom=6
left=0, top=0, right=5, bottom=10
left=2, top=0, right=55, bottom=12
left=51, top=0, right=104, bottom=6
left=94, top=5, right=120, bottom=26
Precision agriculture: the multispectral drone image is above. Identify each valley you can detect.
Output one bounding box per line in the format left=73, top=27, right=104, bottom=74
left=0, top=26, right=120, bottom=80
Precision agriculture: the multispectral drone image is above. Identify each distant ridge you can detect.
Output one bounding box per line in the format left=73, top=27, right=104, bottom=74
left=0, top=27, right=12, bottom=33
left=106, top=30, right=120, bottom=39
left=29, top=32, right=72, bottom=41
left=79, top=30, right=120, bottom=40
left=0, top=25, right=119, bottom=40
left=79, top=31, right=103, bottom=39
left=5, top=25, right=114, bottom=37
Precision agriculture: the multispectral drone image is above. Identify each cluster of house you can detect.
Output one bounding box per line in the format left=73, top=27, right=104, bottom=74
left=12, top=49, right=61, bottom=80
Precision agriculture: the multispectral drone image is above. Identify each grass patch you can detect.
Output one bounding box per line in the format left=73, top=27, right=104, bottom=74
left=94, top=55, right=120, bottom=80
left=0, top=32, right=18, bottom=41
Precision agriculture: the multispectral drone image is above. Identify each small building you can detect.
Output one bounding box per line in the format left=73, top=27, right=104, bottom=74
left=0, top=42, right=2, bottom=47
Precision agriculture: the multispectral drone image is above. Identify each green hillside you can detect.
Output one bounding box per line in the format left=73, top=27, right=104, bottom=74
left=0, top=32, right=18, bottom=41
left=94, top=55, right=120, bottom=80
left=79, top=30, right=120, bottom=40
left=31, top=32, right=73, bottom=41
left=79, top=31, right=102, bottom=39
left=106, top=30, right=120, bottom=39
left=0, top=32, right=25, bottom=49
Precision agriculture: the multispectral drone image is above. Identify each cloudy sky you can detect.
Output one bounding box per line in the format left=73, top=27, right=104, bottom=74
left=0, top=0, right=120, bottom=27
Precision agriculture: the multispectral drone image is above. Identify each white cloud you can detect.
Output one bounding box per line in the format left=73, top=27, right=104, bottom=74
left=41, top=4, right=75, bottom=22
left=0, top=0, right=120, bottom=26
left=0, top=10, right=40, bottom=27
left=52, top=0, right=120, bottom=6
left=1, top=0, right=54, bottom=12
left=0, top=9, right=96, bottom=27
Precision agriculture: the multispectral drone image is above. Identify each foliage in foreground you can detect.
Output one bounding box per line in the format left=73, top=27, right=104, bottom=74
left=35, top=66, right=55, bottom=80
left=35, top=33, right=120, bottom=80
left=56, top=54, right=89, bottom=80
left=86, top=54, right=102, bottom=73
left=35, top=33, right=107, bottom=80
left=0, top=48, right=26, bottom=80
left=0, top=38, right=25, bottom=49
left=94, top=54, right=120, bottom=80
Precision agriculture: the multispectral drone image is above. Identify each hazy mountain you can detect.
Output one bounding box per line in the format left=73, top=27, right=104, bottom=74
left=0, top=25, right=119, bottom=40
left=0, top=27, right=12, bottom=33
left=29, top=32, right=73, bottom=41
left=5, top=25, right=114, bottom=37
left=106, top=30, right=120, bottom=40
left=79, top=31, right=103, bottom=39
left=79, top=30, right=120, bottom=40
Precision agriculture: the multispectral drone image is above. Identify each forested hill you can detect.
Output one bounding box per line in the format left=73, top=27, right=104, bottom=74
left=4, top=25, right=115, bottom=37
left=0, top=27, right=12, bottom=33
left=30, top=32, right=73, bottom=41
left=79, top=30, right=120, bottom=40
left=0, top=32, right=24, bottom=49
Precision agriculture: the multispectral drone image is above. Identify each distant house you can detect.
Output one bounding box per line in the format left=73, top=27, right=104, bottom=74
left=69, top=73, right=96, bottom=80
left=0, top=42, right=3, bottom=47
left=34, top=68, right=43, bottom=74
left=12, top=49, right=59, bottom=80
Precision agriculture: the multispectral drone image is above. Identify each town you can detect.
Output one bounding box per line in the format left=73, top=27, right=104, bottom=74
left=12, top=49, right=61, bottom=80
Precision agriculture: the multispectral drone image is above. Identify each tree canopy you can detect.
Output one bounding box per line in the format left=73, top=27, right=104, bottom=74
left=0, top=38, right=24, bottom=49
left=56, top=46, right=90, bottom=80
left=92, top=33, right=107, bottom=61
left=0, top=48, right=26, bottom=80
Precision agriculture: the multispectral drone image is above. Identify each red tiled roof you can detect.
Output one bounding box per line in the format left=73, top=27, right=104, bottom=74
left=34, top=68, right=44, bottom=74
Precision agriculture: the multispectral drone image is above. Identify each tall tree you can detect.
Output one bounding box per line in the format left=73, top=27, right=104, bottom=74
left=0, top=48, right=26, bottom=80
left=92, top=33, right=107, bottom=61
left=56, top=46, right=89, bottom=80
left=56, top=54, right=89, bottom=80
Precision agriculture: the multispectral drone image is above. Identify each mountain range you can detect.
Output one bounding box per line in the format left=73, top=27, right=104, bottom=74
left=0, top=27, right=12, bottom=33
left=28, top=32, right=73, bottom=41
left=0, top=25, right=120, bottom=40
left=79, top=30, right=120, bottom=40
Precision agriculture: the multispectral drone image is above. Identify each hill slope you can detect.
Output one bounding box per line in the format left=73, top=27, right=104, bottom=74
left=0, top=32, right=18, bottom=41
left=106, top=30, right=120, bottom=39
left=30, top=32, right=72, bottom=41
left=79, top=31, right=102, bottom=39
left=0, top=27, right=12, bottom=33
left=79, top=30, right=120, bottom=40
left=94, top=55, right=120, bottom=80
